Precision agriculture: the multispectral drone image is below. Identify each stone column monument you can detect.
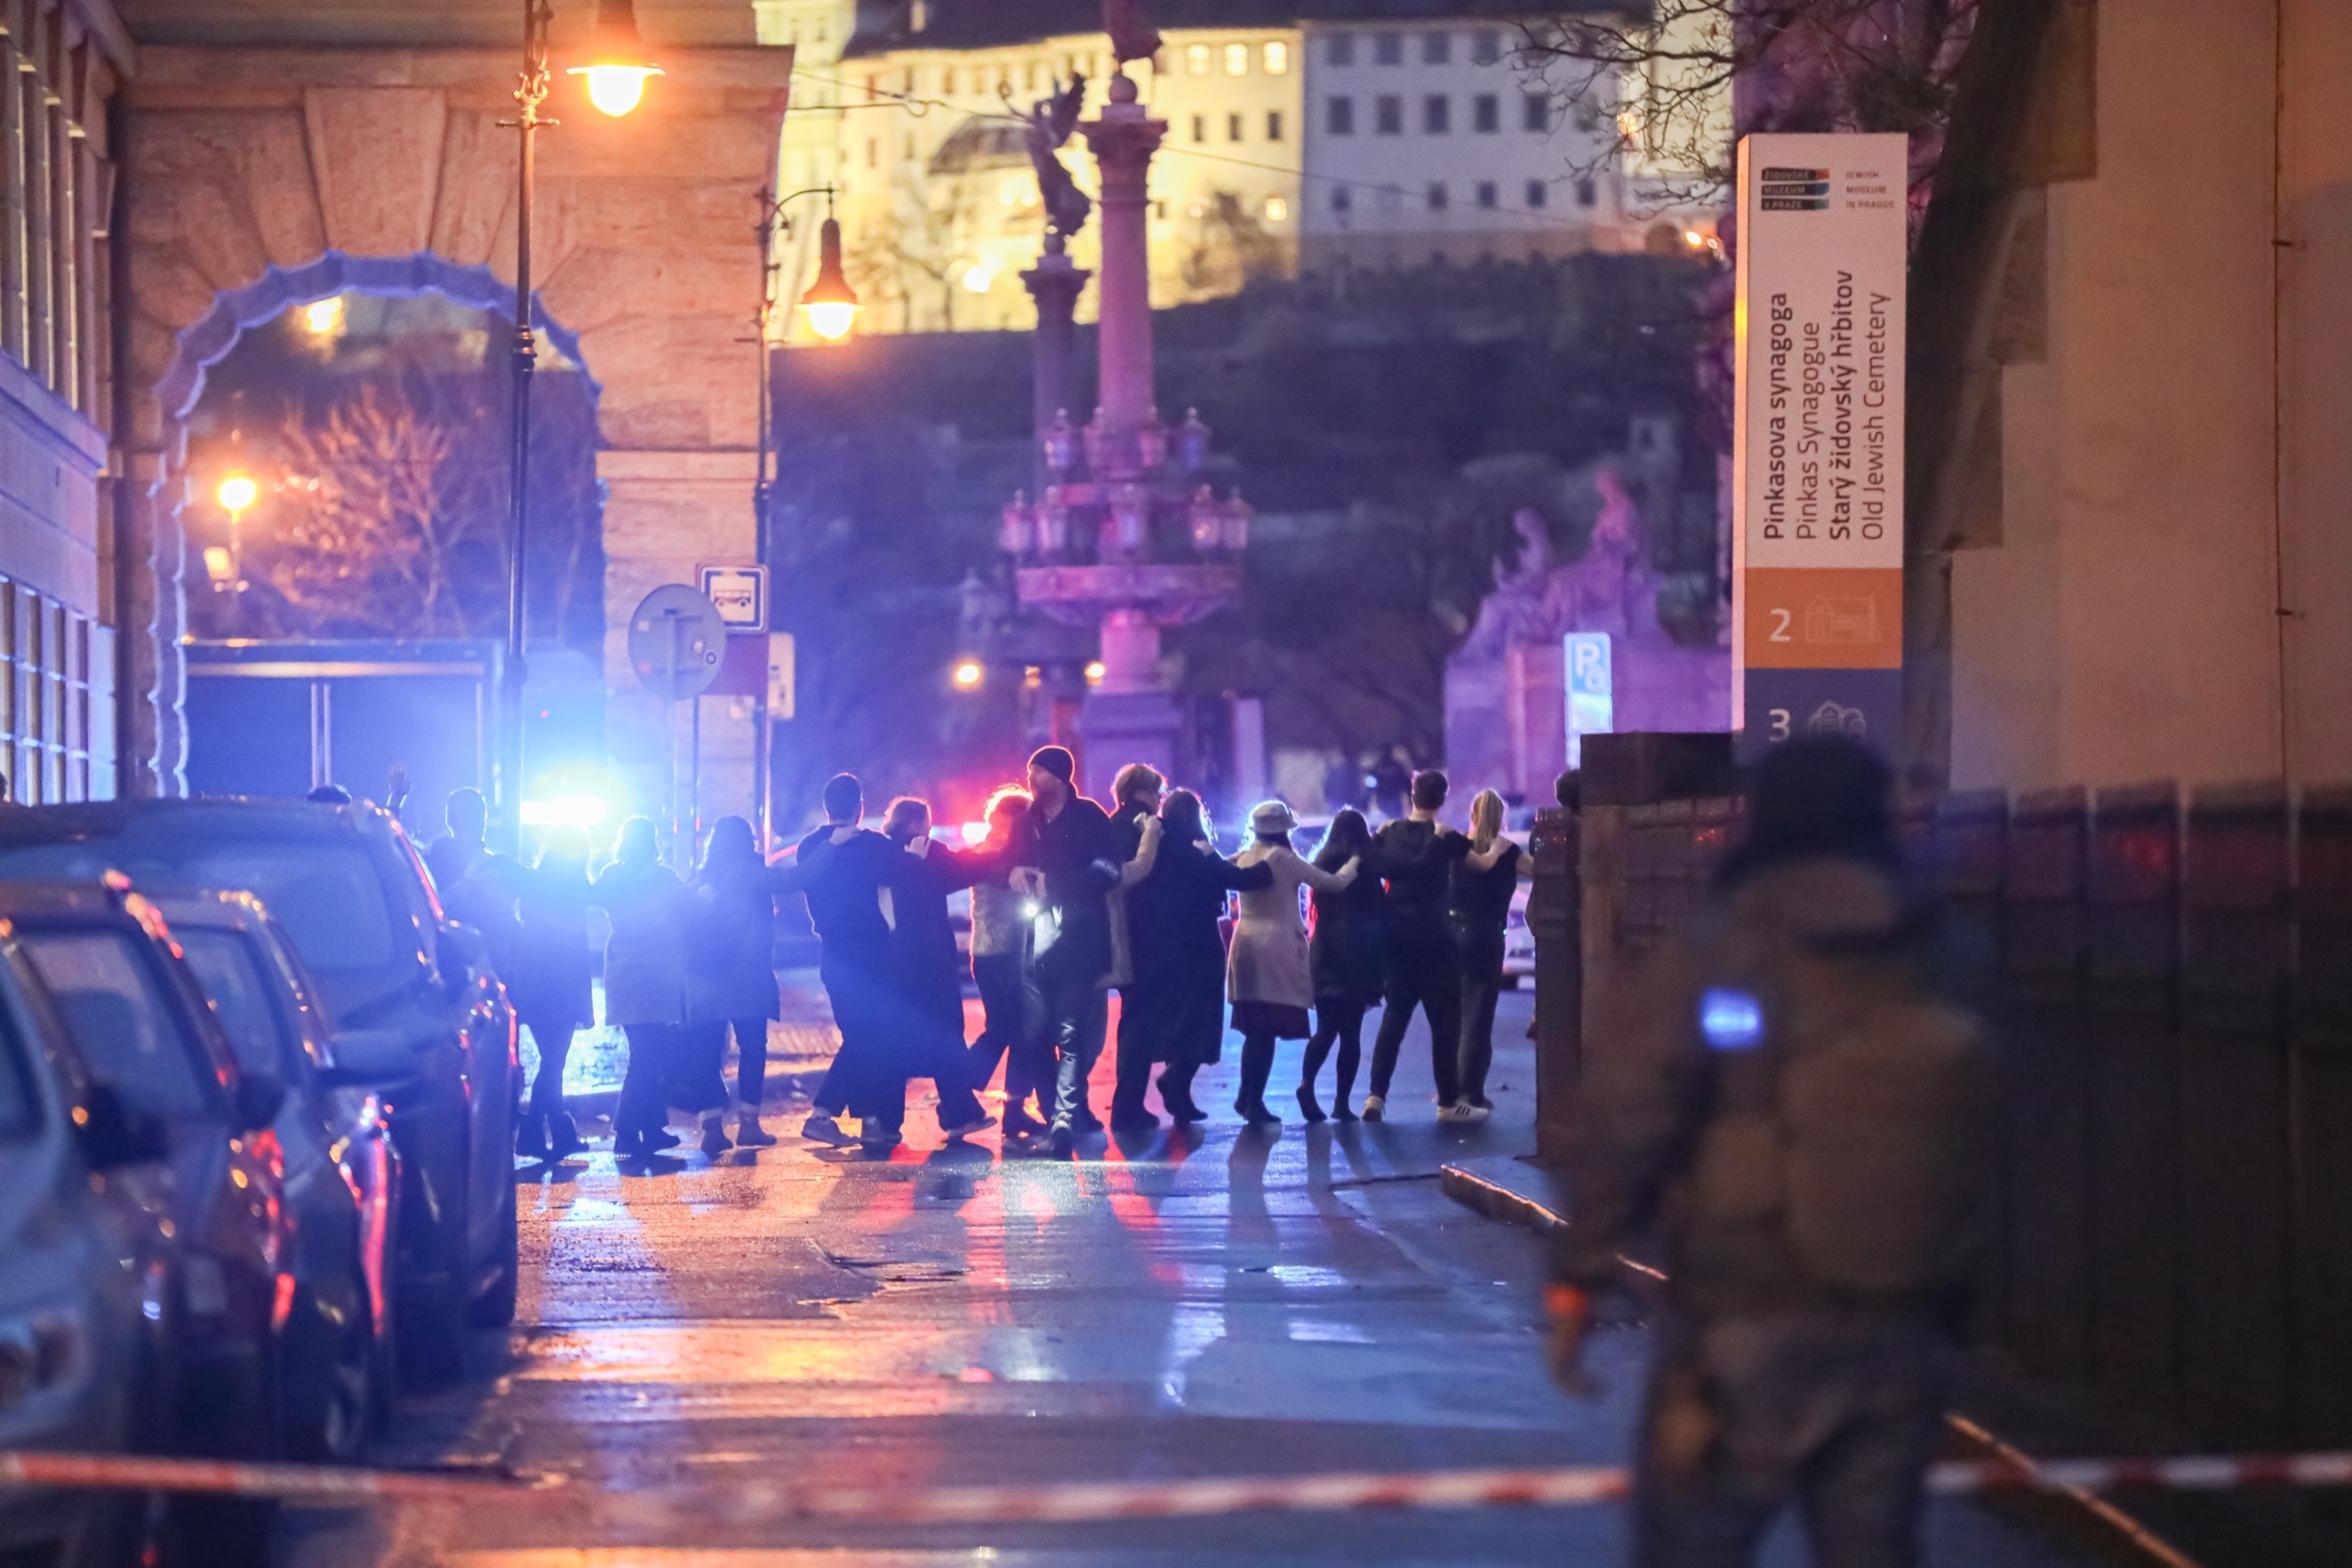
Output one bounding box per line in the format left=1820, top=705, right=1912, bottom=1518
left=998, top=6, right=1248, bottom=799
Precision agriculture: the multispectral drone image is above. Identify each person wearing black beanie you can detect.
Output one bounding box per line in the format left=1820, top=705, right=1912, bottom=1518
left=1013, top=745, right=1125, bottom=1155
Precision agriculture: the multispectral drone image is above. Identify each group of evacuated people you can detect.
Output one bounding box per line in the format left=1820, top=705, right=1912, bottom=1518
left=431, top=743, right=1534, bottom=1160
left=421, top=733, right=2005, bottom=1568
left=778, top=745, right=1530, bottom=1156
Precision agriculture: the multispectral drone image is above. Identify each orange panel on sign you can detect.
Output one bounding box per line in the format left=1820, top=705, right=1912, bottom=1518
left=1743, top=567, right=1903, bottom=669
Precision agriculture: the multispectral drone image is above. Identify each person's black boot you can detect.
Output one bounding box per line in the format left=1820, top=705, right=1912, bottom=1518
left=1295, top=1086, right=1326, bottom=1124
left=547, top=1110, right=586, bottom=1158
left=1158, top=1069, right=1206, bottom=1124
left=1233, top=1036, right=1281, bottom=1127
left=514, top=1112, right=548, bottom=1161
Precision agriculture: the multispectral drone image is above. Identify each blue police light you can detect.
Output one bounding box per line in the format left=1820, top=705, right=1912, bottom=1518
left=1699, top=988, right=1766, bottom=1051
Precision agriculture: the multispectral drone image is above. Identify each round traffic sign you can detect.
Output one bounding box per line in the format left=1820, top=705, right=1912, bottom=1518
left=626, top=584, right=728, bottom=702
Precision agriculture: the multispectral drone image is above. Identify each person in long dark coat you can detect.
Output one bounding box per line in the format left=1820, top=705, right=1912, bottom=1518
left=871, top=795, right=998, bottom=1145
left=1298, top=807, right=1384, bottom=1123
left=592, top=817, right=692, bottom=1160
left=1116, top=788, right=1269, bottom=1130
left=512, top=825, right=596, bottom=1161
left=682, top=815, right=787, bottom=1155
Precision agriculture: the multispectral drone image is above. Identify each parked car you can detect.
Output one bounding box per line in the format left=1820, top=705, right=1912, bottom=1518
left=0, top=800, right=520, bottom=1382
left=0, top=898, right=170, bottom=1567
left=154, top=889, right=399, bottom=1457
left=0, top=880, right=286, bottom=1563
left=1504, top=880, right=1534, bottom=988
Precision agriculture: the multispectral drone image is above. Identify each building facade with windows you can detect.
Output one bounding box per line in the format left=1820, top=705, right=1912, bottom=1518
left=1297, top=14, right=1627, bottom=270
left=0, top=0, right=126, bottom=802
left=818, top=2, right=1702, bottom=335
left=835, top=7, right=1303, bottom=335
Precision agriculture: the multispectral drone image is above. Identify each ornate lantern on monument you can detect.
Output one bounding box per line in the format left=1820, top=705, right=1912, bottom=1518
left=997, top=0, right=1243, bottom=797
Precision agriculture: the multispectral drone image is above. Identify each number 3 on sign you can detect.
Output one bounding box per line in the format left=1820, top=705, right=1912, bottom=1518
left=1769, top=708, right=1792, bottom=741
left=1769, top=608, right=1793, bottom=643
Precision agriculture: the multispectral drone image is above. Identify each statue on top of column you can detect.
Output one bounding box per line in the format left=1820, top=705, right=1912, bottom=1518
left=1102, top=0, right=1162, bottom=67
left=1010, top=74, right=1092, bottom=246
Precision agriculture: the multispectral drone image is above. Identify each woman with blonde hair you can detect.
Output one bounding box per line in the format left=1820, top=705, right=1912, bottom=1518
left=1228, top=800, right=1361, bottom=1126
left=1448, top=788, right=1526, bottom=1124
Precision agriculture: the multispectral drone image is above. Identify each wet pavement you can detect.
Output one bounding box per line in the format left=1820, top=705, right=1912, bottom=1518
left=286, top=975, right=2097, bottom=1566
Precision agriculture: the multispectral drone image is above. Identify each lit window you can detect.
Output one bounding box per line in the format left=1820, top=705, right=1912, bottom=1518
left=1266, top=109, right=1285, bottom=142
left=1374, top=31, right=1402, bottom=65
left=1327, top=96, right=1354, bottom=135
left=1186, top=43, right=1211, bottom=76
left=1225, top=41, right=1249, bottom=76
left=1423, top=31, right=1450, bottom=64
left=1474, top=93, right=1499, bottom=132
left=1192, top=113, right=1207, bottom=142
left=1375, top=94, right=1401, bottom=134
left=1263, top=40, right=1289, bottom=74
left=1328, top=34, right=1355, bottom=67
left=1476, top=181, right=1497, bottom=209
left=1527, top=179, right=1548, bottom=209
left=1265, top=195, right=1289, bottom=223
left=864, top=76, right=877, bottom=101
left=942, top=67, right=956, bottom=93
left=1472, top=30, right=1501, bottom=65
left=1228, top=112, right=1243, bottom=142
left=1423, top=94, right=1449, bottom=134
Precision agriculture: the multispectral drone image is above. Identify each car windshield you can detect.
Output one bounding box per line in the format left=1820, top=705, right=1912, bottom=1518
left=0, top=836, right=400, bottom=978
left=16, top=929, right=211, bottom=1121
left=176, top=928, right=296, bottom=1081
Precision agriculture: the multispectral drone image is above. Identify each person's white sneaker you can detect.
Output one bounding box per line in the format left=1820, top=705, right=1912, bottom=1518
left=800, top=1111, right=851, bottom=1146
left=1462, top=1102, right=1492, bottom=1123
left=1361, top=1095, right=1386, bottom=1123
left=940, top=1111, right=997, bottom=1142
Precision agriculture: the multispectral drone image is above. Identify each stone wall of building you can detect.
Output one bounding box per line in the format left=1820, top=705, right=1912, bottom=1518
left=118, top=38, right=791, bottom=826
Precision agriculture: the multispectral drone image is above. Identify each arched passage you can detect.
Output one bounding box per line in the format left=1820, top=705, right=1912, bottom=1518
left=118, top=41, right=792, bottom=815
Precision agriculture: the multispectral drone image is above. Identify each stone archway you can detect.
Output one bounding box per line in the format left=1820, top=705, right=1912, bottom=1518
left=119, top=40, right=793, bottom=819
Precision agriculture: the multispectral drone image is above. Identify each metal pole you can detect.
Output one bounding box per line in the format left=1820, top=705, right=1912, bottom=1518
left=498, top=0, right=554, bottom=858
left=753, top=188, right=774, bottom=852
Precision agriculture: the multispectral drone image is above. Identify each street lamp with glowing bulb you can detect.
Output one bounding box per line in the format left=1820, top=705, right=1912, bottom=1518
left=799, top=214, right=861, bottom=341
left=952, top=660, right=983, bottom=690
left=569, top=0, right=662, bottom=117
left=217, top=475, right=257, bottom=515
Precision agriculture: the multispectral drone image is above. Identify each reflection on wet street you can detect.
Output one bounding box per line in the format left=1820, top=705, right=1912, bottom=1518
left=287, top=980, right=2084, bottom=1566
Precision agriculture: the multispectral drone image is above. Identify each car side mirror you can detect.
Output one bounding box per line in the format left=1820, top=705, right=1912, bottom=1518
left=437, top=922, right=486, bottom=996
left=232, top=1074, right=286, bottom=1131
left=75, top=1084, right=168, bottom=1169
left=322, top=1027, right=416, bottom=1085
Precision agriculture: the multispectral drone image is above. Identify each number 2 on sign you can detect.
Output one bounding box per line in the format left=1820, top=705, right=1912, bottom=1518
left=1769, top=608, right=1793, bottom=643
left=1769, top=708, right=1792, bottom=741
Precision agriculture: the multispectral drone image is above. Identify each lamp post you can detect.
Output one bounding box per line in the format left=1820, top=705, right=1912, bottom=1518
left=498, top=0, right=655, bottom=855
left=749, top=184, right=859, bottom=850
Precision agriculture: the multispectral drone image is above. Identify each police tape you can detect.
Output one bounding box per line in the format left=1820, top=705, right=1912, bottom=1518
left=8, top=1449, right=2352, bottom=1520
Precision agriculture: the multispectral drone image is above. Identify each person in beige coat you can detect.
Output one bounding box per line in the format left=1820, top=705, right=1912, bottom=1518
left=1228, top=800, right=1361, bottom=1125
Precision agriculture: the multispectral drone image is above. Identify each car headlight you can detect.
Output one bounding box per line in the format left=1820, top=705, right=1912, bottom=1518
left=0, top=1302, right=89, bottom=1411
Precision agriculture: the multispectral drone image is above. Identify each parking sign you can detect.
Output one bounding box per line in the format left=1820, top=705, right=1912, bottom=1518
left=1564, top=632, right=1612, bottom=767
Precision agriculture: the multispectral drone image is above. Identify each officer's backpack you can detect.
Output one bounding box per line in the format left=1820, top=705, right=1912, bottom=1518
left=1686, top=890, right=2001, bottom=1298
